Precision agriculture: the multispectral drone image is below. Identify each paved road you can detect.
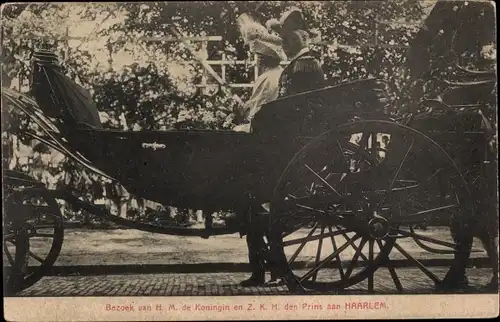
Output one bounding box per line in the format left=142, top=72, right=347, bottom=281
left=15, top=268, right=495, bottom=297
left=21, top=228, right=489, bottom=266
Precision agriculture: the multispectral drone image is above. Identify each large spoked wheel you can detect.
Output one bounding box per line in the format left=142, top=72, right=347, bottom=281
left=269, top=120, right=474, bottom=293
left=3, top=172, right=64, bottom=294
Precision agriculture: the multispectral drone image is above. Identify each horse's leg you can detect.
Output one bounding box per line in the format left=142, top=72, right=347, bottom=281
left=478, top=229, right=499, bottom=289
left=240, top=211, right=266, bottom=286
left=265, top=224, right=306, bottom=293
left=8, top=227, right=30, bottom=293
left=490, top=236, right=499, bottom=289
left=204, top=210, right=213, bottom=229
left=442, top=217, right=474, bottom=289
left=201, top=209, right=214, bottom=239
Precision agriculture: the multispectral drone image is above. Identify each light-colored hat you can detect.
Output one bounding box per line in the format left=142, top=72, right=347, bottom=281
left=237, top=13, right=287, bottom=61
left=266, top=7, right=308, bottom=36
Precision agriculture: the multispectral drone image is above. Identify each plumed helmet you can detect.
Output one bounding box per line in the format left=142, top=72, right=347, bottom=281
left=266, top=7, right=309, bottom=36
left=237, top=13, right=287, bottom=61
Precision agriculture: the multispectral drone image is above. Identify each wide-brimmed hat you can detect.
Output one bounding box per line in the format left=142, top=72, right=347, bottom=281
left=237, top=13, right=287, bottom=61
left=266, top=8, right=309, bottom=36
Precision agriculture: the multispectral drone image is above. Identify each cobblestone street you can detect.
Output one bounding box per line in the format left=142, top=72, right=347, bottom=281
left=16, top=268, right=494, bottom=297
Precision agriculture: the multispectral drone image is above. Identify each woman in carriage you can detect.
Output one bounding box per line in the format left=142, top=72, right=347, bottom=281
left=232, top=13, right=287, bottom=133
left=230, top=12, right=288, bottom=286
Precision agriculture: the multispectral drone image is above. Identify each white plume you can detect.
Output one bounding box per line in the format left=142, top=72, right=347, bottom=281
left=237, top=13, right=269, bottom=44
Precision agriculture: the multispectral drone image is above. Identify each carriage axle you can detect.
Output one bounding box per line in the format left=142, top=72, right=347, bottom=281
left=367, top=216, right=390, bottom=240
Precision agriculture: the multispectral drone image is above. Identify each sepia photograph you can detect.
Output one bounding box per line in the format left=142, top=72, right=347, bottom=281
left=2, top=0, right=498, bottom=320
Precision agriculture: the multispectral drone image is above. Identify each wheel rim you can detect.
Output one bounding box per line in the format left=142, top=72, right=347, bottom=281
left=3, top=175, right=64, bottom=293
left=271, top=120, right=474, bottom=293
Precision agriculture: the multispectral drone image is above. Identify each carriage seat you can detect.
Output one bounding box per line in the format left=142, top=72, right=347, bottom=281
left=251, top=78, right=389, bottom=135
left=31, top=50, right=103, bottom=130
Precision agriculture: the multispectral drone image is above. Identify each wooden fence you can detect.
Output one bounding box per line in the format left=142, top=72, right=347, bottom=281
left=150, top=19, right=418, bottom=89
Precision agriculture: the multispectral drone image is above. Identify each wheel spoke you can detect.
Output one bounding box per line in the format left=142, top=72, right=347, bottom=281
left=400, top=204, right=460, bottom=219
left=369, top=184, right=421, bottom=195
left=371, top=133, right=377, bottom=157
left=304, top=164, right=341, bottom=197
left=368, top=239, right=374, bottom=293
left=336, top=140, right=352, bottom=173
left=3, top=242, right=15, bottom=266
left=376, top=240, right=403, bottom=292
left=397, top=229, right=458, bottom=250
left=283, top=227, right=347, bottom=246
left=405, top=198, right=429, bottom=213
left=377, top=141, right=414, bottom=208
left=295, top=204, right=326, bottom=214
left=282, top=220, right=314, bottom=239
left=390, top=168, right=443, bottom=210
left=354, top=132, right=370, bottom=160
left=288, top=223, right=319, bottom=264
left=335, top=226, right=369, bottom=261
left=283, top=193, right=341, bottom=214
left=388, top=265, right=404, bottom=292
left=312, top=225, right=325, bottom=282
left=328, top=226, right=346, bottom=282
left=299, top=234, right=360, bottom=282
left=345, top=238, right=368, bottom=279
left=347, top=134, right=382, bottom=174
left=330, top=140, right=351, bottom=184
left=28, top=250, right=45, bottom=264
left=393, top=242, right=441, bottom=285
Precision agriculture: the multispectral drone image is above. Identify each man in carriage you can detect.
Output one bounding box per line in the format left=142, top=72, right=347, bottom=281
left=235, top=8, right=327, bottom=288
left=266, top=7, right=326, bottom=97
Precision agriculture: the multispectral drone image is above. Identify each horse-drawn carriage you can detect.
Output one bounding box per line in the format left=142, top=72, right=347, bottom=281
left=2, top=2, right=497, bottom=295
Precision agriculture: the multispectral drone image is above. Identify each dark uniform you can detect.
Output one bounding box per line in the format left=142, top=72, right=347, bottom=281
left=278, top=48, right=325, bottom=97
left=244, top=228, right=268, bottom=283
left=241, top=207, right=275, bottom=286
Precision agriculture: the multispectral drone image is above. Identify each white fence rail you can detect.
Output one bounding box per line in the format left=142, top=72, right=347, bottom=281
left=19, top=19, right=416, bottom=91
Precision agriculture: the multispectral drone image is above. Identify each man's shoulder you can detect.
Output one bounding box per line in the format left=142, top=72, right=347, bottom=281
left=295, top=55, right=320, bottom=62
left=292, top=55, right=322, bottom=73
left=296, top=48, right=321, bottom=61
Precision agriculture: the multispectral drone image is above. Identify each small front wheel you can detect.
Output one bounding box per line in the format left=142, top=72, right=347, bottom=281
left=3, top=171, right=64, bottom=294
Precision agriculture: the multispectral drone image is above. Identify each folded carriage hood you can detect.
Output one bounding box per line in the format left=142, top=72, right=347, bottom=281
left=30, top=50, right=102, bottom=129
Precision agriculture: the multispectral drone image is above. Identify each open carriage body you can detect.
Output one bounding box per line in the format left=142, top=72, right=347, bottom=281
left=25, top=53, right=390, bottom=212
left=2, top=0, right=497, bottom=295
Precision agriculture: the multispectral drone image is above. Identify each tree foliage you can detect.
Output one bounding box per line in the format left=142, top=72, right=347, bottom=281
left=2, top=1, right=431, bottom=128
